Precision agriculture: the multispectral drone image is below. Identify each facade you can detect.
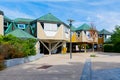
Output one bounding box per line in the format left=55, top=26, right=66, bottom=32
left=70, top=23, right=98, bottom=52
left=0, top=11, right=70, bottom=55
left=0, top=10, right=111, bottom=54
left=36, top=13, right=70, bottom=55
left=98, top=29, right=112, bottom=50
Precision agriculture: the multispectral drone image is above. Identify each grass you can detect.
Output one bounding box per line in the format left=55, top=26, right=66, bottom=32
left=90, top=54, right=96, bottom=57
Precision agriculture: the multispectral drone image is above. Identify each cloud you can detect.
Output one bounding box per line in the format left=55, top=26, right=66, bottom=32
left=93, top=12, right=120, bottom=32
left=0, top=0, right=120, bottom=32
left=75, top=10, right=120, bottom=32
left=0, top=6, right=34, bottom=19
left=88, top=0, right=119, bottom=6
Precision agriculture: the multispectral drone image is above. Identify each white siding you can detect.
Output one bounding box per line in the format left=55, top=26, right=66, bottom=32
left=44, top=31, right=57, bottom=37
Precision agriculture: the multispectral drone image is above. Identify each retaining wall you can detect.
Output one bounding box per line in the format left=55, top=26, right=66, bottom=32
left=4, top=53, right=44, bottom=67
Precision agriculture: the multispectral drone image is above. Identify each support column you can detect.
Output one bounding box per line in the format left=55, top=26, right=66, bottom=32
left=92, top=43, right=94, bottom=53
left=62, top=42, right=67, bottom=54
left=49, top=43, right=51, bottom=55
left=84, top=44, right=87, bottom=53
left=35, top=41, right=40, bottom=54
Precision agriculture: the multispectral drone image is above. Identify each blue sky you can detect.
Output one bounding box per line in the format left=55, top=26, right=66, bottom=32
left=0, top=0, right=120, bottom=32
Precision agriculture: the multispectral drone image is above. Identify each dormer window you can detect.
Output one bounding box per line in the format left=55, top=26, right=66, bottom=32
left=18, top=24, right=25, bottom=29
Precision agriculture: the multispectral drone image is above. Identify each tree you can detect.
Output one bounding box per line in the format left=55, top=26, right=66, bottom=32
left=89, top=23, right=97, bottom=53
left=111, top=25, right=120, bottom=52
left=111, top=25, right=120, bottom=44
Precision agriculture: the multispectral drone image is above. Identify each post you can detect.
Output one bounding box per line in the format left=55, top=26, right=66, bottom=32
left=49, top=43, right=51, bottom=55
left=93, top=42, right=94, bottom=53
left=85, top=44, right=87, bottom=53
left=67, top=19, right=74, bottom=59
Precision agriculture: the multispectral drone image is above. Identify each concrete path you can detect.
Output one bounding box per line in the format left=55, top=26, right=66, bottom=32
left=0, top=53, right=90, bottom=80
left=1, top=52, right=120, bottom=80
left=91, top=52, right=120, bottom=80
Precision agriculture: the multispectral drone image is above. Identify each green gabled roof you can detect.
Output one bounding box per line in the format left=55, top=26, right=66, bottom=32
left=14, top=18, right=33, bottom=24
left=37, top=13, right=63, bottom=23
left=71, top=26, right=76, bottom=32
left=6, top=29, right=36, bottom=39
left=4, top=16, right=12, bottom=22
left=76, top=23, right=91, bottom=31
left=99, top=29, right=112, bottom=35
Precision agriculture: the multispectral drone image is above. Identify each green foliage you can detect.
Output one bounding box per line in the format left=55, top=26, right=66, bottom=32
left=103, top=44, right=114, bottom=52
left=111, top=25, right=120, bottom=53
left=111, top=26, right=120, bottom=43
left=0, top=35, right=37, bottom=59
left=114, top=43, right=120, bottom=53
left=90, top=54, right=96, bottom=57
left=78, top=44, right=90, bottom=49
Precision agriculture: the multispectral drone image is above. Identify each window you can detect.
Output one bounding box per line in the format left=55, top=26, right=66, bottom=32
left=44, top=23, right=57, bottom=31
left=18, top=24, right=25, bottom=29
left=65, top=27, right=69, bottom=33
left=41, top=22, right=44, bottom=29
left=31, top=23, right=36, bottom=28
left=57, top=24, right=61, bottom=27
left=99, top=34, right=103, bottom=38
left=77, top=31, right=80, bottom=37
left=86, top=31, right=91, bottom=39
left=99, top=44, right=102, bottom=48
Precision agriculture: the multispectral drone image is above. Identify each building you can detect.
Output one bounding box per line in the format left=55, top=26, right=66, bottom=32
left=70, top=23, right=98, bottom=52
left=0, top=11, right=70, bottom=55
left=98, top=29, right=112, bottom=50
left=1, top=10, right=112, bottom=54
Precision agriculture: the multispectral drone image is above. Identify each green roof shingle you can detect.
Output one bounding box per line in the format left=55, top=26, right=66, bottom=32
left=76, top=23, right=91, bottom=31
left=71, top=26, right=76, bottom=31
left=6, top=29, right=36, bottom=39
left=4, top=16, right=12, bottom=22
left=14, top=18, right=33, bottom=24
left=37, top=13, right=63, bottom=23
left=99, top=29, right=112, bottom=35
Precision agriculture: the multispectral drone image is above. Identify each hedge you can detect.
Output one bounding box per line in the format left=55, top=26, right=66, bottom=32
left=0, top=35, right=37, bottom=59
left=103, top=44, right=114, bottom=52
left=114, top=43, right=120, bottom=53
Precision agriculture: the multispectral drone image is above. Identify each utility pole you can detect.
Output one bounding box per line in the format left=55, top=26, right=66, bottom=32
left=67, top=19, right=74, bottom=59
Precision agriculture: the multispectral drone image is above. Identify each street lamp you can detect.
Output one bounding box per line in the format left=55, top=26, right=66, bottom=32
left=67, top=19, right=74, bottom=59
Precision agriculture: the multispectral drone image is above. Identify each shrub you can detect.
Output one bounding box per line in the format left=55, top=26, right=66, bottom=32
left=0, top=35, right=37, bottom=59
left=0, top=55, right=5, bottom=70
left=90, top=54, right=96, bottom=57
left=0, top=43, right=24, bottom=59
left=114, top=43, right=120, bottom=53
left=103, top=44, right=114, bottom=52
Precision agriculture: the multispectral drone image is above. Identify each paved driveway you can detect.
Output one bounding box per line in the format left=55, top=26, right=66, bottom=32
left=0, top=53, right=89, bottom=80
